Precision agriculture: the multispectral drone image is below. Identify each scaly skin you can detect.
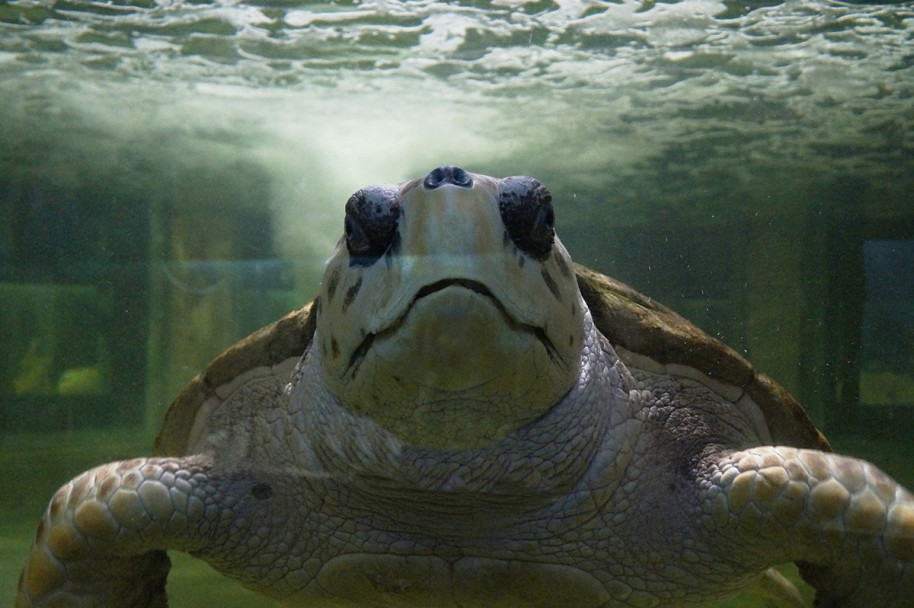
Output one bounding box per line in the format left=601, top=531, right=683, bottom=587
left=16, top=450, right=914, bottom=606
left=16, top=341, right=914, bottom=607
left=16, top=457, right=212, bottom=608
left=707, top=447, right=914, bottom=606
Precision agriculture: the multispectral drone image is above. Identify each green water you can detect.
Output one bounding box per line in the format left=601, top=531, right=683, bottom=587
left=2, top=0, right=913, bottom=605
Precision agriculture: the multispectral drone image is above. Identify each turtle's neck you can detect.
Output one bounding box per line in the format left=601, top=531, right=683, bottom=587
left=288, top=309, right=635, bottom=498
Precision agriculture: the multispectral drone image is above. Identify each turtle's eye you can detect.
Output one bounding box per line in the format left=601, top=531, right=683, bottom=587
left=498, top=176, right=555, bottom=260
left=344, top=186, right=400, bottom=265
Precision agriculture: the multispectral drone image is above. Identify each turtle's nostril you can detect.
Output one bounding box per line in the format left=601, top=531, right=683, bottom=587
left=424, top=166, right=474, bottom=190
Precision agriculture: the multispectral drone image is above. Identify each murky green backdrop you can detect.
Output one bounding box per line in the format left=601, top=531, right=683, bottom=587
left=1, top=0, right=913, bottom=605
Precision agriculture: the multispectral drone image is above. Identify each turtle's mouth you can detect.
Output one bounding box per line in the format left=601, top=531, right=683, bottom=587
left=413, top=278, right=494, bottom=302
left=345, top=278, right=560, bottom=376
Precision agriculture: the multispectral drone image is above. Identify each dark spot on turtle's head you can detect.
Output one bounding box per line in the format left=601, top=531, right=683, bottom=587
left=554, top=252, right=572, bottom=278
left=346, top=332, right=374, bottom=378
left=251, top=483, right=273, bottom=500
left=343, top=276, right=363, bottom=311
left=325, top=268, right=340, bottom=301
left=541, top=267, right=561, bottom=302
left=331, top=337, right=340, bottom=359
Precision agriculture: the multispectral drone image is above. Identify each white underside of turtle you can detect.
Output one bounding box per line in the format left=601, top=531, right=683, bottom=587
left=16, top=167, right=914, bottom=607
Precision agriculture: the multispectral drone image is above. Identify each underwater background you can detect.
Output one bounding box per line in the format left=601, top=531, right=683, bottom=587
left=1, top=0, right=913, bottom=605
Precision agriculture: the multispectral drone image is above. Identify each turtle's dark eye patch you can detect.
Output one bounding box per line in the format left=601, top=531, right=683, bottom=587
left=498, top=176, right=555, bottom=260
left=345, top=185, right=400, bottom=266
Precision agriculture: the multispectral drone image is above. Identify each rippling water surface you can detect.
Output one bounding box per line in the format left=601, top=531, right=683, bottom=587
left=1, top=1, right=913, bottom=606
left=3, top=0, right=911, bottom=216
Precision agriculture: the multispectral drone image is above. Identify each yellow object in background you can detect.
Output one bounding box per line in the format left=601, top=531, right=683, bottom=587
left=56, top=366, right=105, bottom=396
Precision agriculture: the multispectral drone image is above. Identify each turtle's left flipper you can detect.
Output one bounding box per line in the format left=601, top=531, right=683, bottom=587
left=702, top=446, right=914, bottom=608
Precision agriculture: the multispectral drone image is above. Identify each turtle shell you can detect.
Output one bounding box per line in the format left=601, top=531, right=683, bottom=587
left=154, top=265, right=829, bottom=456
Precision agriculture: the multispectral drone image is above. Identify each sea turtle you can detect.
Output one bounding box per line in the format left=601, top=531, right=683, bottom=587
left=16, top=166, right=914, bottom=607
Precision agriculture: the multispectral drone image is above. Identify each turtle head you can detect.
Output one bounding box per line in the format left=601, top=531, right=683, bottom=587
left=315, top=166, right=585, bottom=449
